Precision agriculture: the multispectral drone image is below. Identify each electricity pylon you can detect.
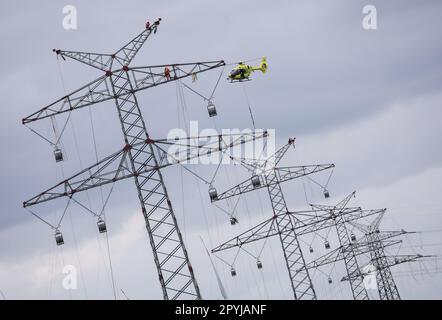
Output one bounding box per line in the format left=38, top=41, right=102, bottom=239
left=306, top=230, right=407, bottom=269
left=341, top=254, right=427, bottom=291
left=347, top=212, right=423, bottom=300
left=212, top=198, right=385, bottom=299
left=305, top=219, right=426, bottom=300
left=309, top=192, right=370, bottom=300
left=211, top=138, right=335, bottom=300
left=22, top=19, right=266, bottom=300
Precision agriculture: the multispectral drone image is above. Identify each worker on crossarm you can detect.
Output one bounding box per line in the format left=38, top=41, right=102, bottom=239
left=164, top=67, right=171, bottom=80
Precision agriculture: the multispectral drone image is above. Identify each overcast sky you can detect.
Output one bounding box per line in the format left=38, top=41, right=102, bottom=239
left=0, top=0, right=441, bottom=300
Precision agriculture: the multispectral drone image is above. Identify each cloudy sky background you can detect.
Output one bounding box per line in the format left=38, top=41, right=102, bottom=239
left=0, top=0, right=441, bottom=299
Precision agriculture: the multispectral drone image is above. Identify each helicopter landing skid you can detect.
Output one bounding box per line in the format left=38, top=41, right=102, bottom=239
left=228, top=78, right=252, bottom=83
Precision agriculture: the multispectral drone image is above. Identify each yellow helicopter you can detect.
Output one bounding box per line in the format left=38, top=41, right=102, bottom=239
left=228, top=57, right=268, bottom=82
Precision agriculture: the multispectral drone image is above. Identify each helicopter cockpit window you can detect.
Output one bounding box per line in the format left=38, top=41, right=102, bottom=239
left=230, top=69, right=241, bottom=77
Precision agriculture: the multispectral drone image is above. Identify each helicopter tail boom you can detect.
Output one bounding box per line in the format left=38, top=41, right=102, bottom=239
left=252, top=57, right=268, bottom=74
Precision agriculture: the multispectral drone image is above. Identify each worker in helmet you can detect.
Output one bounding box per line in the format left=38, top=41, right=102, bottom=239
left=164, top=67, right=171, bottom=80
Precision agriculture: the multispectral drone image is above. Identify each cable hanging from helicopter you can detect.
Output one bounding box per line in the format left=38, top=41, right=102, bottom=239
left=225, top=57, right=268, bottom=130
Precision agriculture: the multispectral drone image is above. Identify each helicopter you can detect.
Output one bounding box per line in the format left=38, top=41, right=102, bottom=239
left=228, top=57, right=268, bottom=82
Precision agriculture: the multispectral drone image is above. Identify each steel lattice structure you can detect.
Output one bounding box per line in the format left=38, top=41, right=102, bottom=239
left=305, top=213, right=427, bottom=300
left=211, top=138, right=335, bottom=300
left=212, top=206, right=385, bottom=252
left=347, top=212, right=420, bottom=300
left=341, top=254, right=427, bottom=283
left=22, top=19, right=267, bottom=300
left=306, top=230, right=406, bottom=269
left=309, top=193, right=370, bottom=300
left=212, top=195, right=387, bottom=299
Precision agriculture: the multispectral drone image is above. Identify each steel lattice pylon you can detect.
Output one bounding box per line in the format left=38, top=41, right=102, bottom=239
left=341, top=253, right=426, bottom=297
left=22, top=19, right=267, bottom=300
left=364, top=236, right=401, bottom=300
left=211, top=138, right=335, bottom=300
left=305, top=208, right=427, bottom=300
left=265, top=168, right=316, bottom=299
left=305, top=229, right=424, bottom=287
left=349, top=211, right=404, bottom=300
left=310, top=193, right=369, bottom=300
left=212, top=192, right=387, bottom=299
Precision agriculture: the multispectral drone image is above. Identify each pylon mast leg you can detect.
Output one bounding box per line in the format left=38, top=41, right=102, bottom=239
left=109, top=68, right=200, bottom=300
left=349, top=212, right=401, bottom=300
left=311, top=193, right=369, bottom=299
left=265, top=171, right=316, bottom=300
left=367, top=235, right=401, bottom=300
left=333, top=215, right=369, bottom=299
